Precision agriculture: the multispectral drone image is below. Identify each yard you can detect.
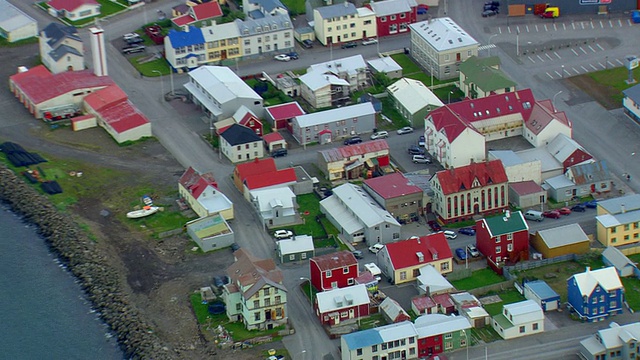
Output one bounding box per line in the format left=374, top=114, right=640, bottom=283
left=280, top=0, right=305, bottom=15
left=390, top=53, right=453, bottom=88
left=569, top=66, right=640, bottom=110
left=128, top=55, right=172, bottom=77
left=450, top=268, right=505, bottom=291
left=481, top=289, right=526, bottom=316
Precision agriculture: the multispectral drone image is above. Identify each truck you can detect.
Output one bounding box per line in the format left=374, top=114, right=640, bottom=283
left=540, top=6, right=559, bottom=18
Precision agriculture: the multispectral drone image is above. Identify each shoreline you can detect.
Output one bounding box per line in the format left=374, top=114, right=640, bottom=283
left=0, top=164, right=172, bottom=360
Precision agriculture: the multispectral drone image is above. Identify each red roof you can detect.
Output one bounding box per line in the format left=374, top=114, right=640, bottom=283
left=266, top=102, right=306, bottom=120
left=412, top=296, right=437, bottom=312
left=172, top=14, right=194, bottom=26
left=310, top=251, right=357, bottom=271
left=434, top=160, right=508, bottom=196
left=10, top=66, right=114, bottom=105
left=364, top=172, right=422, bottom=199
left=244, top=168, right=297, bottom=189
left=192, top=1, right=222, bottom=20
left=319, top=139, right=389, bottom=163
left=509, top=181, right=544, bottom=196
left=179, top=167, right=218, bottom=199
left=238, top=112, right=260, bottom=127
left=48, top=0, right=98, bottom=11
left=83, top=85, right=127, bottom=111
left=384, top=233, right=452, bottom=270
left=432, top=293, right=455, bottom=309
left=235, top=158, right=276, bottom=182
left=83, top=85, right=149, bottom=134
left=524, top=100, right=571, bottom=135
left=262, top=132, right=284, bottom=144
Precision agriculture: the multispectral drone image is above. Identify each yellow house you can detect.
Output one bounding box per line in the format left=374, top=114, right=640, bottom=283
left=596, top=194, right=640, bottom=247
left=178, top=167, right=235, bottom=220
left=203, top=22, right=242, bottom=62
left=313, top=3, right=376, bottom=46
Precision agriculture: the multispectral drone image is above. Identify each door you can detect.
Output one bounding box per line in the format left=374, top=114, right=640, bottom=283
left=221, top=49, right=227, bottom=60
left=362, top=30, right=367, bottom=38
left=258, top=46, right=262, bottom=54
left=274, top=43, right=278, bottom=51
left=265, top=309, right=271, bottom=320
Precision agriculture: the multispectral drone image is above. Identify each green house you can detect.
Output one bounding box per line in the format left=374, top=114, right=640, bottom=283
left=458, top=56, right=517, bottom=99
left=387, top=78, right=444, bottom=128
left=276, top=235, right=315, bottom=263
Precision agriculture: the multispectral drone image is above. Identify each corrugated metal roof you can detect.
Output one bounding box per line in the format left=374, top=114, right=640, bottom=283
left=369, top=0, right=416, bottom=17
left=266, top=102, right=305, bottom=120
left=524, top=280, right=560, bottom=301
left=602, top=246, right=636, bottom=272
left=309, top=54, right=367, bottom=77
left=342, top=328, right=383, bottom=351
left=235, top=13, right=292, bottom=36
left=537, top=223, right=589, bottom=249
left=409, top=17, right=478, bottom=52
left=368, top=56, right=402, bottom=73
left=480, top=210, right=528, bottom=237
left=277, top=235, right=314, bottom=254
left=201, top=21, right=240, bottom=41
left=320, top=195, right=363, bottom=235
left=364, top=172, right=422, bottom=199
left=509, top=181, right=544, bottom=196
left=324, top=183, right=400, bottom=228
left=0, top=0, right=36, bottom=33
left=294, top=102, right=375, bottom=128
left=387, top=77, right=443, bottom=114
left=319, top=139, right=389, bottom=163
left=299, top=71, right=349, bottom=91
left=188, top=65, right=261, bottom=104
left=599, top=194, right=640, bottom=214
left=516, top=147, right=563, bottom=173
left=488, top=150, right=525, bottom=167
left=316, top=284, right=369, bottom=313
left=597, top=210, right=640, bottom=228
left=569, top=160, right=610, bottom=185
left=167, top=26, right=205, bottom=48
left=547, top=133, right=589, bottom=163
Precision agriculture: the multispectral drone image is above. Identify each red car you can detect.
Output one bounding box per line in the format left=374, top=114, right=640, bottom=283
left=543, top=210, right=561, bottom=219
left=428, top=220, right=442, bottom=232
left=558, top=207, right=572, bottom=215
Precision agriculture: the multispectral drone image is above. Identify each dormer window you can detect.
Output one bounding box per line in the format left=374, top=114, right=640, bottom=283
left=256, top=26, right=262, bottom=32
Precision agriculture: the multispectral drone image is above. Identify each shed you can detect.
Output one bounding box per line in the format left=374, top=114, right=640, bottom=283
left=380, top=297, right=411, bottom=323
left=411, top=295, right=437, bottom=315
left=523, top=280, right=560, bottom=311
left=0, top=0, right=38, bottom=42
left=276, top=235, right=315, bottom=263
left=530, top=223, right=590, bottom=259
left=367, top=56, right=403, bottom=79
left=602, top=246, right=638, bottom=278
left=509, top=181, right=546, bottom=208
left=186, top=214, right=234, bottom=252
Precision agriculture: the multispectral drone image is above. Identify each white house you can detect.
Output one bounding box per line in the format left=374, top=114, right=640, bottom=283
left=313, top=2, right=377, bottom=46
left=235, top=13, right=294, bottom=58
left=0, top=0, right=38, bottom=43
left=291, top=102, right=376, bottom=145
left=39, top=23, right=84, bottom=74
left=249, top=186, right=297, bottom=227
left=367, top=56, right=403, bottom=79
left=219, top=123, right=264, bottom=163
left=315, top=284, right=370, bottom=325
left=492, top=300, right=544, bottom=339
left=307, top=55, right=369, bottom=91
left=276, top=235, right=314, bottom=263
left=178, top=166, right=234, bottom=220
left=623, top=83, right=640, bottom=124
left=387, top=77, right=443, bottom=127
left=48, top=0, right=101, bottom=22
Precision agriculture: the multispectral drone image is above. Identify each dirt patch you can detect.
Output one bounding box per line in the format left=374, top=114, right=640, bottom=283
left=567, top=74, right=620, bottom=110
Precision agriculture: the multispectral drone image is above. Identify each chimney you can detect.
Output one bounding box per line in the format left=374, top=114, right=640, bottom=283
left=344, top=1, right=348, bottom=7
left=621, top=204, right=626, bottom=214
left=89, top=27, right=107, bottom=77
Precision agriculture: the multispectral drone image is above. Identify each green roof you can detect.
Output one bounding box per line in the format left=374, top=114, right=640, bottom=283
left=483, top=211, right=528, bottom=236
left=493, top=313, right=514, bottom=329
left=459, top=56, right=516, bottom=92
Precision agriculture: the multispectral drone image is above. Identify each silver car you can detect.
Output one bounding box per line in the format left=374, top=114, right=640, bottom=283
left=370, top=131, right=389, bottom=140
left=397, top=126, right=414, bottom=135
left=412, top=155, right=432, bottom=164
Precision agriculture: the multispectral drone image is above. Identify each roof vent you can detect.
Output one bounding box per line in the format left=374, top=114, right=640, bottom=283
left=334, top=296, right=344, bottom=307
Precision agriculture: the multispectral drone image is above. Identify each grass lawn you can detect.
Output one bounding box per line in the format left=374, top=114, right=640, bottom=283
left=470, top=325, right=502, bottom=344
left=129, top=56, right=171, bottom=76
left=280, top=0, right=305, bottom=15
left=450, top=268, right=505, bottom=291
left=586, top=66, right=640, bottom=106
left=390, top=53, right=452, bottom=87
left=358, top=313, right=387, bottom=330
left=482, top=289, right=526, bottom=316
left=300, top=280, right=318, bottom=302
left=380, top=97, right=411, bottom=128
left=621, top=277, right=640, bottom=311
left=96, top=0, right=128, bottom=16
left=292, top=194, right=326, bottom=238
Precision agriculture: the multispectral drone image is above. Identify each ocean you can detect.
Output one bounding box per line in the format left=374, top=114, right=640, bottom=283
left=0, top=205, right=124, bottom=360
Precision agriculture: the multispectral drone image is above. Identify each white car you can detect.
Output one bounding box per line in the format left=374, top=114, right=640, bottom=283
left=123, top=33, right=140, bottom=41
left=362, top=38, right=378, bottom=46
left=412, top=155, right=431, bottom=164
left=397, top=126, right=414, bottom=135
left=273, top=230, right=293, bottom=239
left=443, top=230, right=457, bottom=240
left=368, top=243, right=384, bottom=254
left=274, top=54, right=291, bottom=62
left=467, top=243, right=481, bottom=257
left=370, top=131, right=389, bottom=140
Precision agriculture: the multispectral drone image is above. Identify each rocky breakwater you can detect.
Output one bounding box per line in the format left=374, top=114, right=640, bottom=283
left=0, top=165, right=172, bottom=360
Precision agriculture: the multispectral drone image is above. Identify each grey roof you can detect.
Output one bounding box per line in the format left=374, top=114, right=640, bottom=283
left=488, top=150, right=526, bottom=167
left=409, top=17, right=479, bottom=52
left=315, top=2, right=357, bottom=19
left=201, top=21, right=241, bottom=41
left=546, top=133, right=589, bottom=163
left=516, top=147, right=563, bottom=173
left=49, top=44, right=83, bottom=61
left=277, top=235, right=314, bottom=255
left=602, top=246, right=636, bottom=272
left=220, top=124, right=262, bottom=145
left=417, top=264, right=453, bottom=294
left=308, top=54, right=367, bottom=77
left=235, top=13, right=292, bottom=36
left=321, top=183, right=400, bottom=229
left=543, top=174, right=575, bottom=189
left=536, top=223, right=589, bottom=249
left=299, top=71, right=349, bottom=91
left=41, top=22, right=79, bottom=47
left=294, top=102, right=375, bottom=128
left=368, top=56, right=402, bottom=74
left=295, top=26, right=314, bottom=35
left=595, top=323, right=640, bottom=350
left=0, top=0, right=37, bottom=33
left=387, top=77, right=443, bottom=114
left=251, top=0, right=286, bottom=12
left=369, top=0, right=417, bottom=17
left=598, top=194, right=640, bottom=214
left=524, top=280, right=560, bottom=300
left=623, top=83, right=640, bottom=103
left=414, top=314, right=471, bottom=338
left=597, top=209, right=640, bottom=228
left=188, top=65, right=262, bottom=104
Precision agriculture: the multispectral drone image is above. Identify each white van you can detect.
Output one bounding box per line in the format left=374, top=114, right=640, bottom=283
left=524, top=210, right=544, bottom=222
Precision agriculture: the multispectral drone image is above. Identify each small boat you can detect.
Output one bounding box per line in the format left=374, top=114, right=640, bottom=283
left=142, top=195, right=154, bottom=206
left=126, top=205, right=159, bottom=219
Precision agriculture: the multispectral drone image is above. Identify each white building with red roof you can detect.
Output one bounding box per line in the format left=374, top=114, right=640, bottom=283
left=429, top=160, right=508, bottom=224
left=315, top=283, right=370, bottom=326
left=47, top=0, right=100, bottom=22
left=424, top=89, right=572, bottom=168
left=178, top=166, right=234, bottom=220
left=317, top=139, right=390, bottom=182
left=262, top=132, right=287, bottom=153
left=377, top=233, right=453, bottom=285
left=265, top=102, right=305, bottom=130
left=171, top=1, right=223, bottom=27
left=363, top=172, right=424, bottom=224
left=309, top=250, right=359, bottom=291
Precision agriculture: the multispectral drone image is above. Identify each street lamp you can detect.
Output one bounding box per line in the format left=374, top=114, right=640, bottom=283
left=626, top=152, right=636, bottom=181
left=448, top=90, right=454, bottom=104
left=462, top=329, right=469, bottom=360
left=151, top=70, right=164, bottom=101
left=300, top=277, right=312, bottom=306
left=488, top=34, right=498, bottom=57
left=552, top=91, right=563, bottom=112
left=561, top=65, right=565, bottom=79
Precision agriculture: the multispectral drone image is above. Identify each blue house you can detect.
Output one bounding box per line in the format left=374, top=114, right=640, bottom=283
left=567, top=267, right=624, bottom=322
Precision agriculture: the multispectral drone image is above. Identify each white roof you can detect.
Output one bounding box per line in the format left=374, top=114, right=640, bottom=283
left=536, top=223, right=589, bottom=249
left=308, top=55, right=367, bottom=77
left=369, top=0, right=417, bottom=17
left=380, top=297, right=409, bottom=321
left=368, top=57, right=402, bottom=74
left=416, top=264, right=453, bottom=294
left=201, top=22, right=241, bottom=42
left=324, top=183, right=400, bottom=228
left=464, top=306, right=489, bottom=319
left=546, top=133, right=588, bottom=163
left=543, top=174, right=575, bottom=189
left=592, top=322, right=640, bottom=351
left=517, top=147, right=563, bottom=173
left=0, top=0, right=36, bottom=33
left=299, top=71, right=349, bottom=91
left=377, top=321, right=417, bottom=341
left=316, top=284, right=369, bottom=313
left=409, top=17, right=479, bottom=52
left=320, top=195, right=364, bottom=235
left=571, top=267, right=623, bottom=297
left=364, top=262, right=381, bottom=275
left=387, top=78, right=443, bottom=114
left=197, top=185, right=233, bottom=214
left=414, top=314, right=471, bottom=337
left=599, top=194, right=640, bottom=214
left=294, top=102, right=375, bottom=128
left=250, top=186, right=296, bottom=212
left=357, top=6, right=376, bottom=17
left=503, top=300, right=544, bottom=323
left=188, top=66, right=261, bottom=104
left=277, top=235, right=314, bottom=255
left=488, top=150, right=527, bottom=167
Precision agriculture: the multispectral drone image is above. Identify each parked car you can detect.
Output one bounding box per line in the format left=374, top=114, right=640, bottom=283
left=123, top=33, right=140, bottom=41
left=412, top=155, right=431, bottom=164
left=444, top=230, right=457, bottom=240
left=428, top=220, right=442, bottom=232
left=408, top=145, right=424, bottom=155
left=341, top=41, right=358, bottom=49
left=301, top=39, right=313, bottom=48
left=524, top=210, right=544, bottom=222
left=483, top=4, right=499, bottom=11
left=274, top=54, right=291, bottom=62
left=369, top=243, right=384, bottom=254
left=270, top=148, right=288, bottom=157
left=362, top=38, right=378, bottom=46
left=571, top=203, right=587, bottom=212
left=397, top=126, right=414, bottom=135
left=122, top=45, right=146, bottom=54
left=467, top=244, right=481, bottom=257
left=213, top=276, right=225, bottom=288
left=370, top=131, right=389, bottom=140
left=273, top=229, right=293, bottom=239
left=584, top=200, right=598, bottom=208
left=351, top=250, right=364, bottom=259
left=286, top=51, right=299, bottom=60
left=126, top=37, right=144, bottom=45
left=419, top=135, right=425, bottom=147
left=543, top=210, right=561, bottom=219
left=485, top=1, right=500, bottom=6
left=482, top=9, right=498, bottom=17
left=558, top=207, right=572, bottom=215
left=458, top=227, right=476, bottom=236
left=344, top=136, right=362, bottom=145
left=455, top=248, right=468, bottom=260
left=417, top=6, right=428, bottom=14
left=230, top=243, right=240, bottom=251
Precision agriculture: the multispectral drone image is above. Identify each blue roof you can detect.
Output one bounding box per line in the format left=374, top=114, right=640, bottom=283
left=343, top=328, right=383, bottom=350
left=623, top=83, right=640, bottom=103
left=525, top=280, right=560, bottom=300
left=167, top=26, right=205, bottom=48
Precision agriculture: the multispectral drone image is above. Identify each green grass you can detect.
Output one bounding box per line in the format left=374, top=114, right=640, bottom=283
left=587, top=66, right=640, bottom=106
left=481, top=289, right=526, bottom=316
left=380, top=97, right=411, bottom=128
left=96, top=0, right=128, bottom=16
left=471, top=325, right=502, bottom=344
left=292, top=194, right=326, bottom=238
left=129, top=56, right=171, bottom=76
left=450, top=268, right=505, bottom=291
left=0, top=36, right=39, bottom=47
left=280, top=0, right=305, bottom=15
left=621, top=277, right=640, bottom=311
left=434, top=86, right=465, bottom=104
left=390, top=53, right=452, bottom=86
left=358, top=313, right=386, bottom=330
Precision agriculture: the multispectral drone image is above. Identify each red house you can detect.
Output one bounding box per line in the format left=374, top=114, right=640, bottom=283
left=476, top=210, right=530, bottom=274
left=547, top=133, right=593, bottom=171
left=265, top=102, right=305, bottom=131
left=309, top=251, right=358, bottom=292
left=314, top=284, right=370, bottom=326
left=233, top=158, right=276, bottom=192
left=415, top=314, right=472, bottom=358
left=366, top=0, right=417, bottom=38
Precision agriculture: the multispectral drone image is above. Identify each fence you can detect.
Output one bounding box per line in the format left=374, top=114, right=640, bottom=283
left=467, top=280, right=515, bottom=297
left=502, top=253, right=585, bottom=281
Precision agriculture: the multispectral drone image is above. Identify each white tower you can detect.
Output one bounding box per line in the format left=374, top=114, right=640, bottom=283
left=89, top=26, right=107, bottom=77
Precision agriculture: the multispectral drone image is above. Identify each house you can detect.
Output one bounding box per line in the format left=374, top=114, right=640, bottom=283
left=458, top=56, right=516, bottom=99
left=234, top=13, right=294, bottom=59
left=309, top=250, right=358, bottom=291
left=433, top=293, right=456, bottom=315
left=222, top=249, right=288, bottom=330
left=579, top=322, right=640, bottom=360
left=262, top=132, right=287, bottom=153
left=249, top=186, right=297, bottom=227
left=340, top=321, right=418, bottom=360
left=414, top=314, right=471, bottom=358
left=492, top=300, right=544, bottom=339
left=546, top=133, right=593, bottom=171
left=171, top=1, right=223, bottom=28
left=232, top=158, right=297, bottom=199
left=186, top=213, right=234, bottom=252
left=416, top=264, right=454, bottom=296
left=602, top=246, right=639, bottom=277
left=308, top=55, right=369, bottom=92
left=377, top=233, right=453, bottom=284
left=387, top=78, right=443, bottom=128
left=313, top=2, right=376, bottom=46
left=508, top=181, right=546, bottom=209
left=488, top=150, right=542, bottom=184
left=596, top=194, right=640, bottom=247
left=0, top=0, right=37, bottom=43
left=475, top=210, right=529, bottom=273
left=523, top=98, right=573, bottom=148
left=411, top=296, right=437, bottom=315
left=363, top=172, right=423, bottom=223
left=315, top=284, right=370, bottom=326
left=409, top=18, right=479, bottom=80
left=265, top=102, right=305, bottom=130
left=184, top=66, right=263, bottom=121
left=318, top=140, right=390, bottom=182
left=544, top=161, right=612, bottom=202
left=276, top=235, right=314, bottom=263
left=380, top=297, right=411, bottom=323
left=320, top=183, right=401, bottom=246
left=367, top=56, right=403, bottom=79
left=215, top=106, right=262, bottom=136
left=39, top=23, right=84, bottom=74
left=47, top=0, right=100, bottom=22
left=523, top=280, right=561, bottom=312
left=300, top=55, right=369, bottom=108
left=530, top=223, right=590, bottom=259
left=567, top=267, right=624, bottom=322
left=366, top=0, right=417, bottom=37
left=291, top=102, right=376, bottom=146
left=429, top=160, right=509, bottom=224
left=233, top=157, right=276, bottom=191
left=449, top=292, right=490, bottom=328
left=623, top=83, right=640, bottom=124
left=241, top=0, right=288, bottom=19
left=219, top=124, right=265, bottom=163
left=178, top=166, right=234, bottom=220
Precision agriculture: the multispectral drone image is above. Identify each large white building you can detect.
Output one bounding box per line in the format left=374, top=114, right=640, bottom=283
left=0, top=0, right=38, bottom=43
left=235, top=13, right=294, bottom=58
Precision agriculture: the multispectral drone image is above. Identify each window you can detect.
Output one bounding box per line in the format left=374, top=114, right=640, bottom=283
left=301, top=253, right=307, bottom=259
left=326, top=270, right=332, bottom=277
left=611, top=300, right=617, bottom=308
left=364, top=20, right=372, bottom=25
left=507, top=243, right=513, bottom=252
left=519, top=326, right=525, bottom=333
left=347, top=278, right=354, bottom=285
left=441, top=262, right=450, bottom=271
left=255, top=312, right=260, bottom=321
left=372, top=345, right=378, bottom=352
left=381, top=16, right=387, bottom=22
left=265, top=298, right=271, bottom=306
left=343, top=267, right=349, bottom=274
left=331, top=281, right=338, bottom=288
left=496, top=246, right=502, bottom=254
left=350, top=23, right=355, bottom=28
left=253, top=300, right=259, bottom=308
left=289, top=254, right=295, bottom=260
left=390, top=24, right=397, bottom=33
left=400, top=271, right=407, bottom=280
left=275, top=296, right=281, bottom=304
left=444, top=333, right=452, bottom=339
left=357, top=349, right=363, bottom=356
left=533, top=323, right=539, bottom=330
left=506, top=233, right=513, bottom=240
left=390, top=15, right=396, bottom=20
